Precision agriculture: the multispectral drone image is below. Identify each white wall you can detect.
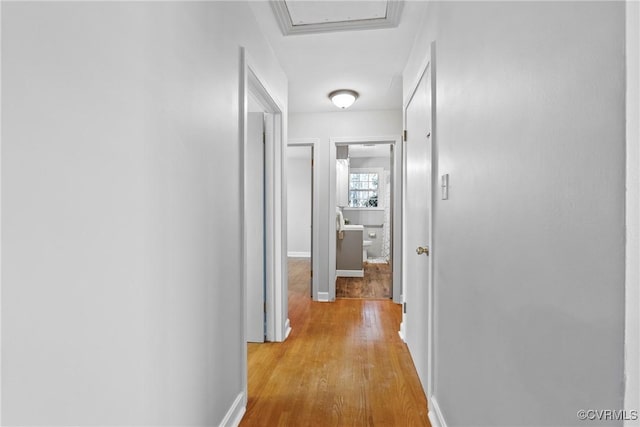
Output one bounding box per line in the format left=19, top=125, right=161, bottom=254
left=289, top=110, right=402, bottom=296
left=1, top=2, right=286, bottom=425
left=404, top=1, right=625, bottom=426
left=287, top=147, right=312, bottom=256
left=350, top=156, right=390, bottom=170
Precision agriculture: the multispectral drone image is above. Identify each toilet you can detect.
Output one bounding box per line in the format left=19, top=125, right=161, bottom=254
left=363, top=240, right=372, bottom=263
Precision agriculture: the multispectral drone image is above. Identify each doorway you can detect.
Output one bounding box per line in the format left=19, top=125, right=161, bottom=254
left=335, top=143, right=393, bottom=299
left=401, top=43, right=438, bottom=425
left=328, top=136, right=403, bottom=303
left=402, top=61, right=432, bottom=393
left=286, top=139, right=320, bottom=300
left=246, top=107, right=266, bottom=343
left=240, top=47, right=288, bottom=410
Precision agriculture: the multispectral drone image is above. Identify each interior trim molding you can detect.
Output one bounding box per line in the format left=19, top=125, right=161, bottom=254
left=336, top=269, right=364, bottom=278
left=398, top=321, right=406, bottom=342
left=284, top=318, right=292, bottom=339
left=287, top=251, right=311, bottom=258
left=218, top=392, right=245, bottom=427
left=427, top=396, right=447, bottom=427
left=270, top=0, right=404, bottom=36
left=317, top=291, right=330, bottom=302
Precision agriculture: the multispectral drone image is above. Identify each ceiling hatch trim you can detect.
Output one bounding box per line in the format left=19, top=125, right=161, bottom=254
left=270, top=1, right=404, bottom=36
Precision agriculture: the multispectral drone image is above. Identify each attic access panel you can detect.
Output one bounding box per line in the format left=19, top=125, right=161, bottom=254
left=271, top=0, right=404, bottom=35
left=286, top=1, right=388, bottom=25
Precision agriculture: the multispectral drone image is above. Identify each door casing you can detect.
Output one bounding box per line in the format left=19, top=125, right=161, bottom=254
left=328, top=136, right=403, bottom=303
left=402, top=41, right=442, bottom=425
left=239, top=47, right=289, bottom=407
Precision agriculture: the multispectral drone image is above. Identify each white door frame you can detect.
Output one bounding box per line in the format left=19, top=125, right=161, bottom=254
left=402, top=42, right=444, bottom=425
left=239, top=47, right=289, bottom=406
left=328, top=135, right=403, bottom=303
left=287, top=139, right=320, bottom=300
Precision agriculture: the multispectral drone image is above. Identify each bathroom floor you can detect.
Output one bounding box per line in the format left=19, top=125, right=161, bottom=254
left=336, top=262, right=391, bottom=299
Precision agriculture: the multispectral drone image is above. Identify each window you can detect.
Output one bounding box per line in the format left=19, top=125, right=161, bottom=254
left=349, top=172, right=379, bottom=207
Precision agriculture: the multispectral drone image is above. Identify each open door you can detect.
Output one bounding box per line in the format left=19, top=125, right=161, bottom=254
left=403, top=62, right=433, bottom=391
left=246, top=112, right=266, bottom=343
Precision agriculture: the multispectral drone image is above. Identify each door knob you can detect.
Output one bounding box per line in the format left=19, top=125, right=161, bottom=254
left=416, top=246, right=429, bottom=256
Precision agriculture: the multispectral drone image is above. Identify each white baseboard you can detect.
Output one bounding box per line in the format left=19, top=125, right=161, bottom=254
left=336, top=269, right=364, bottom=278
left=398, top=321, right=406, bottom=342
left=287, top=251, right=311, bottom=258
left=428, top=396, right=447, bottom=427
left=317, top=291, right=330, bottom=302
left=284, top=318, right=292, bottom=339
left=219, top=392, right=245, bottom=427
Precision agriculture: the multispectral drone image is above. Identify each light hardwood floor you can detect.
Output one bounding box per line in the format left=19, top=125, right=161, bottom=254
left=240, top=258, right=430, bottom=427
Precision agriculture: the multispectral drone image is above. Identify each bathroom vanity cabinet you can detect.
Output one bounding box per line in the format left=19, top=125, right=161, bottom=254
left=336, top=225, right=364, bottom=277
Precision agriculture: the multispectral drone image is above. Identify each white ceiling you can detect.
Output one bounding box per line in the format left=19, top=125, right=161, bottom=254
left=249, top=1, right=429, bottom=113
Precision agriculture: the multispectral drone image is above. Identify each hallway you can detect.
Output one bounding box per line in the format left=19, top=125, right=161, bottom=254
left=241, top=259, right=429, bottom=426
left=1, top=2, right=637, bottom=425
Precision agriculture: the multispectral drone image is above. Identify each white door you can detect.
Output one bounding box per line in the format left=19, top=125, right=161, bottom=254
left=247, top=112, right=265, bottom=343
left=403, top=64, right=432, bottom=391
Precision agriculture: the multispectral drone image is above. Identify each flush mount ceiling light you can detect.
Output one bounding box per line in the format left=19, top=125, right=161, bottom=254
left=329, top=89, right=359, bottom=109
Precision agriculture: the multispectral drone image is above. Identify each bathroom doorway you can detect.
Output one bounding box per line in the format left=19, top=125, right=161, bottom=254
left=329, top=137, right=403, bottom=303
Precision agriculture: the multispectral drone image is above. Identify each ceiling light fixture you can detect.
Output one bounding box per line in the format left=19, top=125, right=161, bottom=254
left=329, top=89, right=359, bottom=109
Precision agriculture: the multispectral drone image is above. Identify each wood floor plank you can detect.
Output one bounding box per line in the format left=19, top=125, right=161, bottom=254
left=240, top=258, right=430, bottom=427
